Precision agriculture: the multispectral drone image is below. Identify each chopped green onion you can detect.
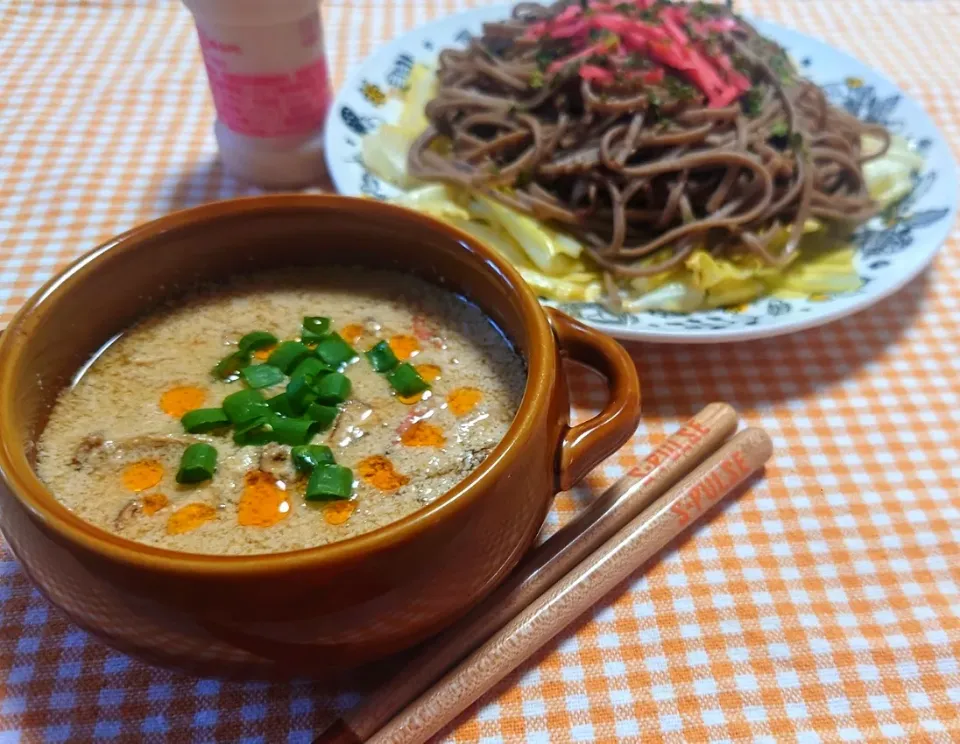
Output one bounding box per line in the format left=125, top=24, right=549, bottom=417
left=743, top=86, right=764, bottom=117
left=267, top=415, right=319, bottom=446
left=180, top=408, right=230, bottom=434
left=232, top=420, right=274, bottom=446
left=301, top=316, right=331, bottom=343
left=240, top=363, right=285, bottom=390
left=770, top=121, right=789, bottom=138
left=212, top=351, right=249, bottom=382
left=305, top=402, right=339, bottom=430
left=314, top=372, right=352, bottom=404
left=291, top=444, right=335, bottom=473
left=387, top=363, right=429, bottom=397
left=233, top=414, right=269, bottom=437
left=316, top=333, right=356, bottom=366
left=233, top=413, right=319, bottom=446
left=290, top=356, right=331, bottom=382
left=365, top=340, right=399, bottom=372
left=222, top=389, right=269, bottom=426
left=286, top=374, right=319, bottom=412
left=267, top=341, right=311, bottom=374
left=176, top=443, right=218, bottom=484
left=266, top=392, right=297, bottom=418
left=238, top=331, right=278, bottom=354
left=305, top=464, right=354, bottom=501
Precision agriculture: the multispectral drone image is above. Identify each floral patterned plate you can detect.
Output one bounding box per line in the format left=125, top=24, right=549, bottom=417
left=324, top=5, right=957, bottom=343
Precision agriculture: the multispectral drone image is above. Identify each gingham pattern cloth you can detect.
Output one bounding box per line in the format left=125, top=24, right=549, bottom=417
left=1, top=0, right=959, bottom=741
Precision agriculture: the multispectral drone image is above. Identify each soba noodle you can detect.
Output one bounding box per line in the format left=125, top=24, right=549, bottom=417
left=408, top=1, right=890, bottom=282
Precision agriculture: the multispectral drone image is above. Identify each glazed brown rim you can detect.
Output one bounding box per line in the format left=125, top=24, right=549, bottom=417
left=0, top=195, right=554, bottom=577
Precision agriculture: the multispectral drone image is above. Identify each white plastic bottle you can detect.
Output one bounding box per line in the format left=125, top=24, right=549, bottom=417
left=181, top=0, right=331, bottom=188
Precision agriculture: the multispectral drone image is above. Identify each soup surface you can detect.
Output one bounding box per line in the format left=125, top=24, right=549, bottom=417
left=36, top=269, right=526, bottom=555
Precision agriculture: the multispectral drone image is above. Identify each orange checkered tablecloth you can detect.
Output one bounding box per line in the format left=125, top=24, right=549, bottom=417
left=1, top=0, right=959, bottom=741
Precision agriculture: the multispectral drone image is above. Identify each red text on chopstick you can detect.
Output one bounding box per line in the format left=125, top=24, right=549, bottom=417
left=670, top=450, right=749, bottom=526
left=630, top=420, right=710, bottom=479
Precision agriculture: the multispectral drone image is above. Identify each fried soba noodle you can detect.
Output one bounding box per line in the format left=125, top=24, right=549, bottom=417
left=408, top=0, right=891, bottom=283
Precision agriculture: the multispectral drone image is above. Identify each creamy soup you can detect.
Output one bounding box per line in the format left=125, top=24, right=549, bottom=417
left=36, top=269, right=526, bottom=555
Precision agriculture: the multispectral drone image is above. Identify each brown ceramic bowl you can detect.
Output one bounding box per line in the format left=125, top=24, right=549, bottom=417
left=0, top=195, right=640, bottom=677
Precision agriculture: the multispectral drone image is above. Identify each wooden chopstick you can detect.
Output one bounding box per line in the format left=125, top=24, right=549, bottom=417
left=367, top=427, right=773, bottom=744
left=317, top=403, right=739, bottom=744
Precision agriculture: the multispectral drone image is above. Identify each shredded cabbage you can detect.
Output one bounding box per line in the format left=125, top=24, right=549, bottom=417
left=467, top=195, right=582, bottom=269
left=622, top=281, right=704, bottom=313
left=362, top=64, right=439, bottom=189
left=863, top=135, right=925, bottom=208
left=446, top=216, right=602, bottom=301
left=361, top=123, right=421, bottom=189
left=391, top=184, right=470, bottom=221
left=397, top=65, right=436, bottom=134
left=767, top=246, right=863, bottom=297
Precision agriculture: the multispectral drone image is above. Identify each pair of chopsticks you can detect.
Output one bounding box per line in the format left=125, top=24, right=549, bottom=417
left=317, top=403, right=772, bottom=744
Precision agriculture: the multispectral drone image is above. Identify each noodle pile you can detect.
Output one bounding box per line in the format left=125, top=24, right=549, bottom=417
left=407, top=0, right=891, bottom=288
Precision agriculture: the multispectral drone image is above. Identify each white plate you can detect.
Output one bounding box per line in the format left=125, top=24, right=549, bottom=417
left=324, top=5, right=957, bottom=343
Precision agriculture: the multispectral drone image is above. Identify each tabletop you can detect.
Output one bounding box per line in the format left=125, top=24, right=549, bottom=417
left=1, top=0, right=959, bottom=741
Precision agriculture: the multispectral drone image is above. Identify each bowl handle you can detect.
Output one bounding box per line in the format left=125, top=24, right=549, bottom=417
left=546, top=308, right=641, bottom=491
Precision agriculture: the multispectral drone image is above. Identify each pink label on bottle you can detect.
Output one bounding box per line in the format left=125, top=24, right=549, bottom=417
left=198, top=26, right=330, bottom=139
